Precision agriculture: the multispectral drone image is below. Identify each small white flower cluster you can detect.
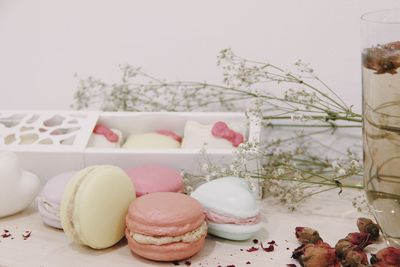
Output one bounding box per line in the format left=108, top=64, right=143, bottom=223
left=264, top=179, right=307, bottom=211
left=294, top=60, right=315, bottom=74
left=245, top=96, right=264, bottom=126
left=187, top=141, right=262, bottom=193
left=284, top=88, right=318, bottom=107
left=331, top=152, right=362, bottom=178
left=290, top=113, right=312, bottom=122
left=352, top=194, right=371, bottom=213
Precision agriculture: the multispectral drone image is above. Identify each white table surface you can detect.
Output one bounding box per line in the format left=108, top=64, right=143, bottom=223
left=0, top=189, right=385, bottom=267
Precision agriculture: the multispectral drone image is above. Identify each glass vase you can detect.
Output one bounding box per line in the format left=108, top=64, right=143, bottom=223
left=362, top=8, right=400, bottom=247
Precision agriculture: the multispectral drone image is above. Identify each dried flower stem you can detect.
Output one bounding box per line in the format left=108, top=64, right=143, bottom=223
left=72, top=49, right=364, bottom=210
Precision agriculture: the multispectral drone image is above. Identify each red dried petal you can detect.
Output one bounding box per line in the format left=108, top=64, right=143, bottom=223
left=246, top=246, right=259, bottom=252
left=22, top=231, right=32, bottom=240
left=261, top=242, right=275, bottom=252
left=1, top=233, right=11, bottom=238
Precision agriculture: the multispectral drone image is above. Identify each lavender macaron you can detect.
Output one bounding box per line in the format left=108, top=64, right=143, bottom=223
left=38, top=171, right=76, bottom=229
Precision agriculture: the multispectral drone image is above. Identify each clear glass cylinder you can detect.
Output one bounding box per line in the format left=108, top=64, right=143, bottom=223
left=362, top=8, right=400, bottom=248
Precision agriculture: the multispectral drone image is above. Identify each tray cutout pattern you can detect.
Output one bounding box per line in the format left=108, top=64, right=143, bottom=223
left=0, top=111, right=96, bottom=147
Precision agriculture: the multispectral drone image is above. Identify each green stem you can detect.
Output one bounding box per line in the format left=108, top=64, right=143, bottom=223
left=251, top=174, right=364, bottom=189
left=263, top=115, right=362, bottom=123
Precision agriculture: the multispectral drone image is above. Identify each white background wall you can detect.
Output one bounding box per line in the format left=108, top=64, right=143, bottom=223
left=0, top=0, right=399, bottom=112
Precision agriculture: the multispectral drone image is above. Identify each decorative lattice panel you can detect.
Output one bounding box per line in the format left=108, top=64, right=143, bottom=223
left=0, top=111, right=99, bottom=149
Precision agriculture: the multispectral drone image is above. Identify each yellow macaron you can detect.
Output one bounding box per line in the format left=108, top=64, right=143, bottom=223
left=60, top=165, right=135, bottom=249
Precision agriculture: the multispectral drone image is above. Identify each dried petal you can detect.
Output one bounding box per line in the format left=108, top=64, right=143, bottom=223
left=261, top=242, right=274, bottom=252
left=246, top=246, right=259, bottom=252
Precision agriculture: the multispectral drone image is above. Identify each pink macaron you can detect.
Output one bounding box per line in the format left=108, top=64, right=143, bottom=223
left=125, top=192, right=207, bottom=261
left=126, top=165, right=184, bottom=197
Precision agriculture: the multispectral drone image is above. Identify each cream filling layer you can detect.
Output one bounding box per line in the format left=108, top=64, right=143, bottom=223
left=130, top=221, right=207, bottom=245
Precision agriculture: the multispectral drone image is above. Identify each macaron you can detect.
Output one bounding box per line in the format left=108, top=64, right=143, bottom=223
left=191, top=177, right=262, bottom=241
left=181, top=120, right=246, bottom=149
left=87, top=124, right=123, bottom=148
left=125, top=192, right=207, bottom=261
left=126, top=165, right=184, bottom=197
left=0, top=152, right=40, bottom=218
left=60, top=165, right=135, bottom=249
left=38, top=171, right=76, bottom=229
left=122, top=132, right=181, bottom=149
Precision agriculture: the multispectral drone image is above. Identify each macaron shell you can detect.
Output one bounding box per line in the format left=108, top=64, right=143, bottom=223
left=38, top=203, right=62, bottom=229
left=207, top=221, right=263, bottom=241
left=41, top=171, right=76, bottom=204
left=38, top=171, right=76, bottom=229
left=126, top=228, right=206, bottom=261
left=60, top=165, right=135, bottom=249
left=191, top=177, right=259, bottom=218
left=122, top=133, right=180, bottom=149
left=126, top=192, right=204, bottom=237
left=126, top=165, right=184, bottom=197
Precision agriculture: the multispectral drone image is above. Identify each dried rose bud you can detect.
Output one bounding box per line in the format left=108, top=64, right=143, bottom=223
left=341, top=249, right=368, bottom=267
left=385, top=41, right=400, bottom=50
left=363, top=44, right=400, bottom=74
left=344, top=232, right=372, bottom=249
left=357, top=217, right=380, bottom=240
left=299, top=242, right=340, bottom=267
left=335, top=239, right=356, bottom=259
left=292, top=244, right=306, bottom=260
left=370, top=247, right=400, bottom=266
left=295, top=227, right=323, bottom=244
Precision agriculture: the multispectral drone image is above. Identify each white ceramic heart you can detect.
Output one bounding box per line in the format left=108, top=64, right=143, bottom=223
left=0, top=151, right=41, bottom=217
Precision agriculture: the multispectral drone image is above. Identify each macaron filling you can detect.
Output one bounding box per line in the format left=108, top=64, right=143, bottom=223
left=129, top=221, right=207, bottom=246
left=204, top=209, right=261, bottom=225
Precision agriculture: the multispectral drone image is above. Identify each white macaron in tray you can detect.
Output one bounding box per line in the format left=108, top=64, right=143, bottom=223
left=0, top=110, right=262, bottom=197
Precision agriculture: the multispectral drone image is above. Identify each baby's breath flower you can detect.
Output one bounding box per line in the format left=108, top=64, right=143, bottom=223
left=201, top=163, right=209, bottom=172
left=72, top=48, right=363, bottom=211
left=337, top=168, right=346, bottom=176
